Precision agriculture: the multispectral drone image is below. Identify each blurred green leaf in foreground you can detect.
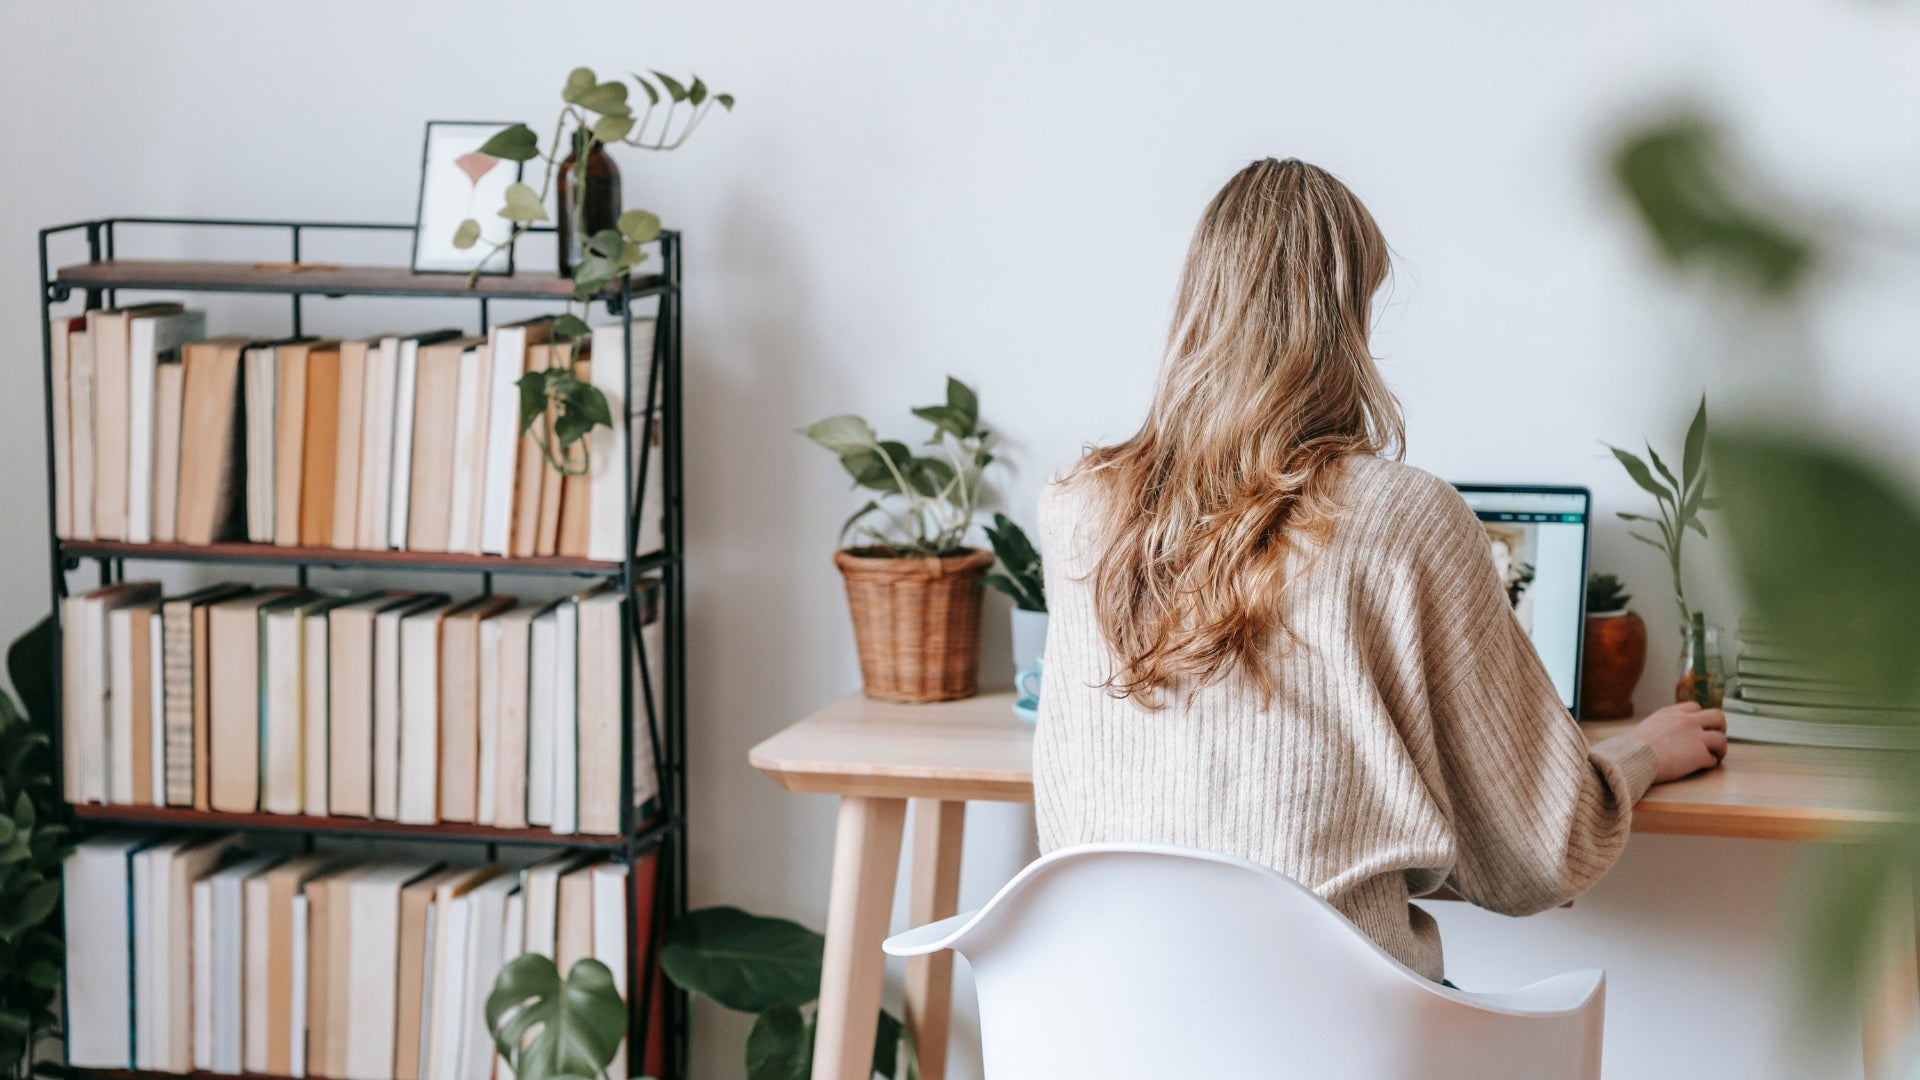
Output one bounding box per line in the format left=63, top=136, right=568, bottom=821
left=1610, top=103, right=1920, bottom=1038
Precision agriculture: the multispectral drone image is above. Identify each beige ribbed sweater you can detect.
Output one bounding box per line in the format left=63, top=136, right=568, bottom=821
left=1033, top=455, right=1659, bottom=981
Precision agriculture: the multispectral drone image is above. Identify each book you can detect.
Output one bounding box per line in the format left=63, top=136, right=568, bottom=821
left=300, top=343, right=344, bottom=546
left=209, top=591, right=302, bottom=812
left=575, top=585, right=631, bottom=835
left=302, top=595, right=358, bottom=814
left=481, top=317, right=552, bottom=555
left=556, top=359, right=593, bottom=558
left=247, top=854, right=334, bottom=1076
left=90, top=303, right=185, bottom=540
left=389, top=331, right=462, bottom=550
left=304, top=863, right=370, bottom=1079
left=397, top=867, right=473, bottom=1080
left=344, top=861, right=443, bottom=1080
left=397, top=598, right=458, bottom=824
left=108, top=598, right=161, bottom=805
left=210, top=854, right=285, bottom=1073
left=326, top=592, right=416, bottom=816
left=164, top=833, right=245, bottom=1072
left=244, top=342, right=276, bottom=543
left=518, top=852, right=590, bottom=960
left=509, top=343, right=553, bottom=558
left=357, top=335, right=401, bottom=549
left=406, top=336, right=483, bottom=552
left=161, top=584, right=250, bottom=807
left=439, top=596, right=516, bottom=823
left=333, top=338, right=374, bottom=548
left=587, top=318, right=658, bottom=560
left=263, top=594, right=351, bottom=814
left=65, top=833, right=154, bottom=1068
left=455, top=873, right=522, bottom=1080
left=275, top=340, right=323, bottom=546
left=151, top=358, right=187, bottom=542
left=177, top=335, right=257, bottom=545
left=126, top=309, right=206, bottom=544
left=487, top=601, right=551, bottom=830
left=591, top=861, right=631, bottom=1079
left=550, top=594, right=580, bottom=834
left=496, top=891, right=526, bottom=1080
left=375, top=595, right=446, bottom=820
left=453, top=342, right=494, bottom=554
left=424, top=866, right=503, bottom=1080
left=148, top=609, right=166, bottom=802
left=50, top=315, right=84, bottom=538
left=290, top=893, right=310, bottom=1076
left=555, top=860, right=597, bottom=973
left=533, top=351, right=568, bottom=557
left=525, top=607, right=560, bottom=827
left=70, top=327, right=96, bottom=539
left=193, top=876, right=214, bottom=1070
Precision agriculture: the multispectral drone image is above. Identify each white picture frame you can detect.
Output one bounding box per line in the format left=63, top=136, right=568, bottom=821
left=411, top=120, right=525, bottom=275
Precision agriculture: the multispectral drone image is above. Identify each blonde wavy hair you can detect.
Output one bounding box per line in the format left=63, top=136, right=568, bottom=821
left=1069, top=158, right=1405, bottom=706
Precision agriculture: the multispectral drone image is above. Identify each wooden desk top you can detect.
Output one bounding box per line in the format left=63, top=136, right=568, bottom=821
left=751, top=692, right=1920, bottom=843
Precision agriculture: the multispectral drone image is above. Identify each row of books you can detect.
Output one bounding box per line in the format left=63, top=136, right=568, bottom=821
left=1724, top=617, right=1920, bottom=749
left=65, top=835, right=665, bottom=1080
left=62, top=581, right=662, bottom=835
left=48, top=307, right=662, bottom=558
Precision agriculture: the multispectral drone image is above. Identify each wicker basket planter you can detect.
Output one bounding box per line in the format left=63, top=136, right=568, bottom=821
left=835, top=546, right=995, bottom=702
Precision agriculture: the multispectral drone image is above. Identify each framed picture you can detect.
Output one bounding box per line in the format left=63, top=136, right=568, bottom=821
left=411, top=120, right=525, bottom=275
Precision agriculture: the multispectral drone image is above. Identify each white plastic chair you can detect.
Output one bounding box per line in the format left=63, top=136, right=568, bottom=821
left=883, top=844, right=1604, bottom=1080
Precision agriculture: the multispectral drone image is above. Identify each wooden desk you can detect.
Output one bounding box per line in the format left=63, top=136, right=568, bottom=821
left=752, top=692, right=1920, bottom=1080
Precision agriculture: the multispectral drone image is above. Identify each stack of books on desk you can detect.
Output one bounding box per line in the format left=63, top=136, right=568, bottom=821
left=64, top=837, right=662, bottom=1079
left=1725, top=618, right=1920, bottom=750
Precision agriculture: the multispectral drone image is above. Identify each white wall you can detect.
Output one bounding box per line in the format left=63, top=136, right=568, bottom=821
left=4, top=2, right=1916, bottom=1077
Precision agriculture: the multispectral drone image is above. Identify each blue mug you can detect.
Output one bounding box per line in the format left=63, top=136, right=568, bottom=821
left=1014, top=658, right=1043, bottom=723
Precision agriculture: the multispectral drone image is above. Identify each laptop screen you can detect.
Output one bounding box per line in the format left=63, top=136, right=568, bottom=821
left=1453, top=485, right=1592, bottom=712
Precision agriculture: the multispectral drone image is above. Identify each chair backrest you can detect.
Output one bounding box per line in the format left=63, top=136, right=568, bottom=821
left=884, top=844, right=1603, bottom=1080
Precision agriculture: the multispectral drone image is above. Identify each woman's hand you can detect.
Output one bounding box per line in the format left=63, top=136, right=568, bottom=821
left=1629, top=701, right=1729, bottom=782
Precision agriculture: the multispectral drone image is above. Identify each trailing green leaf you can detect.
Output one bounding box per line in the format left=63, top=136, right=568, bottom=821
left=478, top=124, right=541, bottom=163
left=485, top=955, right=626, bottom=1080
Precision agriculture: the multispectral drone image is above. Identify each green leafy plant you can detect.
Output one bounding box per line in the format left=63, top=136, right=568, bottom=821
left=982, top=514, right=1044, bottom=612
left=1585, top=573, right=1631, bottom=615
left=486, top=907, right=912, bottom=1080
left=454, top=65, right=733, bottom=474
left=0, top=617, right=69, bottom=1080
left=1606, top=396, right=1716, bottom=632
left=1609, top=101, right=1917, bottom=1028
left=798, top=377, right=995, bottom=557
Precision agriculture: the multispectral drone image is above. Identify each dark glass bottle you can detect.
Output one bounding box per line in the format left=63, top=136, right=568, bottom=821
left=557, top=130, right=622, bottom=275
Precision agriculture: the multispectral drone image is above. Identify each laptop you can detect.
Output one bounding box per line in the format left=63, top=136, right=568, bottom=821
left=1452, top=484, right=1592, bottom=714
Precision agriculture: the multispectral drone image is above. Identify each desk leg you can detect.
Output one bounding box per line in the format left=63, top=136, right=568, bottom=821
left=1850, top=848, right=1920, bottom=1080
left=904, top=799, right=966, bottom=1080
left=814, top=795, right=908, bottom=1080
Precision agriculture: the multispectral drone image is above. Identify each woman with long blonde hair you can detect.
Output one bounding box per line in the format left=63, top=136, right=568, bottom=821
left=1032, top=158, right=1726, bottom=983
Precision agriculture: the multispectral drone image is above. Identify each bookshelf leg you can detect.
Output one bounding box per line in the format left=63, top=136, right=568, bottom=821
left=904, top=799, right=965, bottom=1080
left=1851, top=847, right=1920, bottom=1080
left=813, top=795, right=907, bottom=1080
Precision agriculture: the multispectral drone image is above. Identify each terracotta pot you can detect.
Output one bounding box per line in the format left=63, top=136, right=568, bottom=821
left=1579, top=610, right=1647, bottom=720
left=835, top=546, right=994, bottom=702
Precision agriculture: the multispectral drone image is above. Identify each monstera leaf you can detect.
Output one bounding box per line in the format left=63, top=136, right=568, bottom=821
left=485, top=956, right=627, bottom=1080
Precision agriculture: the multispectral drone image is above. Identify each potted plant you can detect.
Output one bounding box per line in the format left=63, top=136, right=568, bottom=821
left=1606, top=396, right=1724, bottom=706
left=0, top=618, right=70, bottom=1080
left=800, top=378, right=996, bottom=702
left=1579, top=573, right=1646, bottom=719
left=984, top=513, right=1046, bottom=675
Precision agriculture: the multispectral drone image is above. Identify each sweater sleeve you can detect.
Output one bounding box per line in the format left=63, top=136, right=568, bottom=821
left=1409, top=481, right=1660, bottom=916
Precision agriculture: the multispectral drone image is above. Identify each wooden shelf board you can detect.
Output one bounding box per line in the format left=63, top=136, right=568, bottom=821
left=58, top=539, right=656, bottom=577
left=68, top=802, right=645, bottom=848
left=54, top=258, right=667, bottom=300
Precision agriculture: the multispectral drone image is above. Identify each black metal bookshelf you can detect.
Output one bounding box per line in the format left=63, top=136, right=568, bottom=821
left=36, top=217, right=691, bottom=1080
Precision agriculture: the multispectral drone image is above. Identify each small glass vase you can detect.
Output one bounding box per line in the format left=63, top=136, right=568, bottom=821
left=556, top=130, right=621, bottom=276
left=1674, top=619, right=1726, bottom=707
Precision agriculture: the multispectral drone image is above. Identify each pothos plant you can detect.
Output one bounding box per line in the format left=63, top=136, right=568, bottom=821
left=486, top=907, right=912, bottom=1080
left=0, top=617, right=70, bottom=1080
left=453, top=65, right=734, bottom=475
left=799, top=377, right=994, bottom=557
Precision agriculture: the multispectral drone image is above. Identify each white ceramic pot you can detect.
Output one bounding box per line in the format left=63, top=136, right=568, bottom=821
left=1011, top=608, right=1049, bottom=675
